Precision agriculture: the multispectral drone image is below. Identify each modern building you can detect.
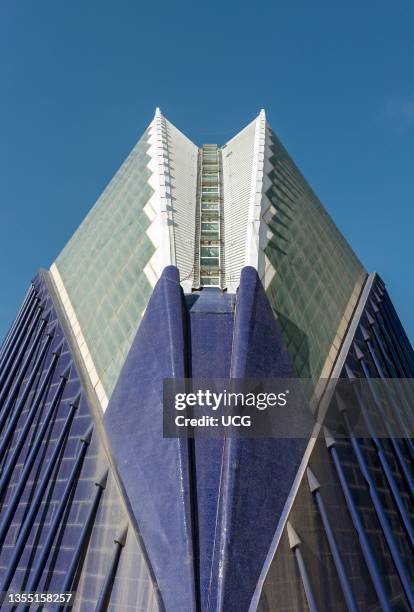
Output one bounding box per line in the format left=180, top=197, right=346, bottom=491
left=0, top=109, right=413, bottom=611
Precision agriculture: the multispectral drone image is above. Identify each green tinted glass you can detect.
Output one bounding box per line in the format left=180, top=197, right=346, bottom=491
left=55, top=130, right=155, bottom=397
left=264, top=129, right=366, bottom=380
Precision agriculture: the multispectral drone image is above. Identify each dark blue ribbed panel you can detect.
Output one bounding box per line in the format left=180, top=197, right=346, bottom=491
left=183, top=278, right=309, bottom=612
left=186, top=289, right=235, bottom=612
left=335, top=275, right=414, bottom=609
left=103, top=267, right=311, bottom=612
left=91, top=268, right=414, bottom=611
left=104, top=266, right=197, bottom=612
left=0, top=272, right=159, bottom=611
left=217, top=267, right=307, bottom=612
left=259, top=273, right=414, bottom=612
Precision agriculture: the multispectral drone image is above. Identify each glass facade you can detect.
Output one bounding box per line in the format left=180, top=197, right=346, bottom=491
left=264, top=128, right=366, bottom=380
left=53, top=114, right=367, bottom=392
left=54, top=130, right=155, bottom=398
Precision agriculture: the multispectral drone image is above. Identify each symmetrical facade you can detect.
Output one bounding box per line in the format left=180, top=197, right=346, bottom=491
left=0, top=109, right=413, bottom=611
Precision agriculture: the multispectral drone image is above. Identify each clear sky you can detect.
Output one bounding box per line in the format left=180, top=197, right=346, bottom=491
left=1, top=0, right=413, bottom=342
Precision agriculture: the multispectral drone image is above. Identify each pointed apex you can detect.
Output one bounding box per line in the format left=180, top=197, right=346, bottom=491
left=60, top=364, right=72, bottom=380
left=155, top=107, right=162, bottom=118
left=81, top=424, right=94, bottom=444
left=287, top=522, right=301, bottom=549
left=306, top=467, right=320, bottom=493
left=52, top=338, right=65, bottom=356
left=259, top=108, right=266, bottom=120
left=71, top=391, right=82, bottom=408
left=336, top=394, right=347, bottom=414
left=41, top=308, right=51, bottom=323
left=369, top=299, right=379, bottom=314
left=344, top=363, right=356, bottom=380
left=96, top=469, right=109, bottom=489
left=323, top=427, right=336, bottom=448
left=46, top=320, right=58, bottom=337
left=115, top=524, right=129, bottom=547
left=360, top=325, right=370, bottom=342
left=353, top=343, right=365, bottom=361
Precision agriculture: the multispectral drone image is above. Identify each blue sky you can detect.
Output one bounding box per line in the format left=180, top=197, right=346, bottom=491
left=1, top=0, right=413, bottom=342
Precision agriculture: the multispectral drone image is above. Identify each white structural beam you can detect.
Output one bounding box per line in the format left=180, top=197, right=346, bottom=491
left=144, top=108, right=198, bottom=290
left=222, top=115, right=257, bottom=290
left=144, top=108, right=175, bottom=287
left=244, top=109, right=267, bottom=276
left=163, top=115, right=199, bottom=292
left=50, top=263, right=109, bottom=411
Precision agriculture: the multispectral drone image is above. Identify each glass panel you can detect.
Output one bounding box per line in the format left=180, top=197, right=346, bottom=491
left=200, top=276, right=220, bottom=286
left=201, top=247, right=219, bottom=257
left=56, top=130, right=155, bottom=396
left=202, top=203, right=219, bottom=211
left=263, top=128, right=366, bottom=380
left=201, top=222, right=219, bottom=231
left=201, top=257, right=219, bottom=266
left=198, top=143, right=221, bottom=288
left=201, top=239, right=219, bottom=246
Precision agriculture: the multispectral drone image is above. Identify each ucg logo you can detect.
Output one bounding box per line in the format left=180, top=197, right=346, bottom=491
left=221, top=416, right=251, bottom=426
